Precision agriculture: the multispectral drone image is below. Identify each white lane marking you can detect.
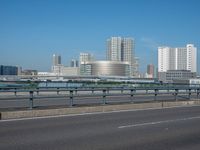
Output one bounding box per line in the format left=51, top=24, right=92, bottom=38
left=1, top=105, right=200, bottom=122
left=118, top=116, right=200, bottom=129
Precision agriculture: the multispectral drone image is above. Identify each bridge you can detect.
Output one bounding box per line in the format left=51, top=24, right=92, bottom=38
left=0, top=84, right=200, bottom=149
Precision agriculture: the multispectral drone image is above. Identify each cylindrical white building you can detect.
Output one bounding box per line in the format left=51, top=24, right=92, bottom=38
left=80, top=61, right=130, bottom=76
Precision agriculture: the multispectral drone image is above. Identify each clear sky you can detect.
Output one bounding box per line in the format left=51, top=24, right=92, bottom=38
left=0, top=0, right=200, bottom=73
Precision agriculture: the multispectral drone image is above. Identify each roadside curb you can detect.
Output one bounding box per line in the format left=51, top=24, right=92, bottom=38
left=1, top=100, right=200, bottom=120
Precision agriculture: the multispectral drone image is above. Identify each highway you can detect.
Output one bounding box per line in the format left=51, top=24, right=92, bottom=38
left=1, top=105, right=200, bottom=150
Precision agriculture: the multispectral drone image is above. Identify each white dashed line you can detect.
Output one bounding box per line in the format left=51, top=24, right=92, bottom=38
left=118, top=116, right=200, bottom=129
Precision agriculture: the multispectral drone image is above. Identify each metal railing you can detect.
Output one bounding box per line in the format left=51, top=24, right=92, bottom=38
left=0, top=86, right=200, bottom=109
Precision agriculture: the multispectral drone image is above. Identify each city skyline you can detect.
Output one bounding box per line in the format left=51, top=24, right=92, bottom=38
left=0, top=0, right=200, bottom=73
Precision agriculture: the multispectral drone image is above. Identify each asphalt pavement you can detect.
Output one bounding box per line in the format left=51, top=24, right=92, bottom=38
left=1, top=105, right=200, bottom=150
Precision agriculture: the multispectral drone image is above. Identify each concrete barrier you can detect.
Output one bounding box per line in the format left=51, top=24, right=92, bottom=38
left=1, top=100, right=200, bottom=120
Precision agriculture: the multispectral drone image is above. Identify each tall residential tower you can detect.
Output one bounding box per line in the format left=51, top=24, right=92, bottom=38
left=106, top=37, right=135, bottom=76
left=52, top=54, right=61, bottom=66
left=52, top=54, right=62, bottom=75
left=158, top=44, right=197, bottom=82
left=158, top=44, right=197, bottom=72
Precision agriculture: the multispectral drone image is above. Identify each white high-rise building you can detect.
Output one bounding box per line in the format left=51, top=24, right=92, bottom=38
left=122, top=38, right=134, bottom=64
left=158, top=44, right=197, bottom=72
left=186, top=44, right=197, bottom=72
left=106, top=37, right=135, bottom=76
left=158, top=44, right=197, bottom=82
left=107, top=37, right=122, bottom=61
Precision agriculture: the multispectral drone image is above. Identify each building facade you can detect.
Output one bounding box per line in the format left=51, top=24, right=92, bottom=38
left=158, top=44, right=197, bottom=82
left=52, top=54, right=61, bottom=66
left=107, top=37, right=122, bottom=61
left=159, top=70, right=196, bottom=83
left=52, top=54, right=62, bottom=75
left=133, top=57, right=140, bottom=77
left=21, top=70, right=38, bottom=76
left=61, top=67, right=80, bottom=76
left=158, top=44, right=197, bottom=72
left=79, top=53, right=93, bottom=64
left=0, top=65, right=18, bottom=75
left=146, top=64, right=154, bottom=78
left=70, top=59, right=79, bottom=67
left=52, top=65, right=63, bottom=75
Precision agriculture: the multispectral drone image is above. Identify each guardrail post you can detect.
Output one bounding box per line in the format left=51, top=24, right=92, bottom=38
left=102, top=89, right=106, bottom=105
left=167, top=87, right=170, bottom=93
left=57, top=88, right=59, bottom=95
left=154, top=89, right=158, bottom=101
left=36, top=88, right=39, bottom=95
left=14, top=88, right=17, bottom=96
left=66, top=82, right=68, bottom=87
left=174, top=89, right=178, bottom=101
left=146, top=90, right=148, bottom=94
left=75, top=87, right=78, bottom=95
left=130, top=89, right=135, bottom=103
left=121, top=87, right=123, bottom=93
left=107, top=87, right=109, bottom=94
left=69, top=90, right=74, bottom=107
left=29, top=91, right=34, bottom=109
left=188, top=89, right=191, bottom=100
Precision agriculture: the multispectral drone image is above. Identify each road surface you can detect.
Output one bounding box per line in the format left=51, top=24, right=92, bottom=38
left=1, top=105, right=200, bottom=150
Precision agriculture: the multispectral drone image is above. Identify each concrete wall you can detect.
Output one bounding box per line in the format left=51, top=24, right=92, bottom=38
left=1, top=100, right=200, bottom=120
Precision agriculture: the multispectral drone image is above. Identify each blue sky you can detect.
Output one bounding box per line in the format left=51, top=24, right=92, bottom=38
left=0, top=0, right=200, bottom=73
